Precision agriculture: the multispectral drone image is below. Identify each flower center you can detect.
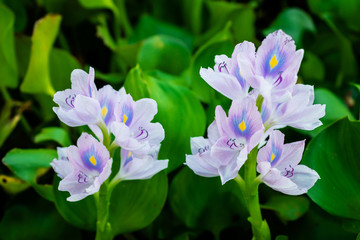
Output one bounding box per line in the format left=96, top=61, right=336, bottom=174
left=270, top=54, right=278, bottom=69
left=238, top=120, right=247, bottom=132
left=101, top=106, right=108, bottom=118
left=89, top=155, right=97, bottom=166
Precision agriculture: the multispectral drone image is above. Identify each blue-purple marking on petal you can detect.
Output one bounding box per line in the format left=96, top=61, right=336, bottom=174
left=82, top=146, right=103, bottom=171
left=263, top=49, right=286, bottom=78
left=123, top=151, right=133, bottom=167
left=65, top=95, right=76, bottom=108
left=230, top=110, right=252, bottom=141
left=282, top=165, right=294, bottom=178
left=234, top=66, right=246, bottom=89
left=269, top=144, right=282, bottom=166
left=218, top=62, right=229, bottom=73
left=122, top=104, right=134, bottom=126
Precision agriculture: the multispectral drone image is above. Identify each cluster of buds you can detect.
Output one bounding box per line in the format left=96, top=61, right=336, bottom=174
left=51, top=68, right=168, bottom=201
left=186, top=30, right=325, bottom=195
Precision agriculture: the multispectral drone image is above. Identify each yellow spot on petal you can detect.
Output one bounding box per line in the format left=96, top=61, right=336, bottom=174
left=101, top=106, right=108, bottom=118
left=123, top=114, right=128, bottom=123
left=238, top=120, right=246, bottom=132
left=89, top=155, right=97, bottom=166
left=270, top=153, right=275, bottom=162
left=270, top=54, right=278, bottom=69
left=128, top=151, right=132, bottom=157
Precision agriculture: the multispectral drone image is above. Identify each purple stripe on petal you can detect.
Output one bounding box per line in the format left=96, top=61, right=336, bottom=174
left=234, top=66, right=246, bottom=89
left=269, top=144, right=282, bottom=166
left=122, top=104, right=134, bottom=126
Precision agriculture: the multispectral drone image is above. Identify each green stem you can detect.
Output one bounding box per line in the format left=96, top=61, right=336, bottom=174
left=243, top=148, right=270, bottom=240
left=95, top=183, right=113, bottom=240
left=99, top=122, right=111, bottom=148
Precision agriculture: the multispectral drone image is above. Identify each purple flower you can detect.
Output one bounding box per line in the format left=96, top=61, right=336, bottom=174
left=53, top=67, right=102, bottom=127
left=187, top=97, right=264, bottom=184
left=239, top=30, right=304, bottom=102
left=200, top=41, right=255, bottom=100
left=51, top=133, right=112, bottom=201
left=111, top=94, right=165, bottom=155
left=261, top=84, right=325, bottom=131
left=257, top=130, right=319, bottom=195
left=114, top=146, right=168, bottom=181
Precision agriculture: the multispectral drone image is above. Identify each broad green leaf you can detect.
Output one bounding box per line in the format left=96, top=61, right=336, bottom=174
left=0, top=200, right=81, bottom=240
left=2, top=148, right=56, bottom=184
left=109, top=172, right=168, bottom=236
left=264, top=8, right=316, bottom=47
left=3, top=0, right=27, bottom=32
left=34, top=127, right=72, bottom=147
left=20, top=14, right=62, bottom=96
left=15, top=35, right=31, bottom=78
left=0, top=175, right=30, bottom=194
left=299, top=51, right=325, bottom=82
left=50, top=48, right=81, bottom=92
left=125, top=66, right=206, bottom=171
left=204, top=2, right=255, bottom=44
left=169, top=168, right=248, bottom=238
left=306, top=88, right=354, bottom=136
left=261, top=195, right=310, bottom=222
left=302, top=118, right=360, bottom=220
left=129, top=15, right=194, bottom=50
left=181, top=0, right=203, bottom=34
left=2, top=148, right=57, bottom=201
left=138, top=35, right=191, bottom=75
left=190, top=23, right=234, bottom=103
left=53, top=176, right=97, bottom=230
left=307, top=0, right=360, bottom=31
left=0, top=3, right=18, bottom=88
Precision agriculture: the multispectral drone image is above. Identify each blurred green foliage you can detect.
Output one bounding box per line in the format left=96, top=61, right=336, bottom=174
left=0, top=0, right=359, bottom=239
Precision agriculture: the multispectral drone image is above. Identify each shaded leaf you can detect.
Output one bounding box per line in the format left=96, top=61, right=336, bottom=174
left=264, top=8, right=316, bottom=47
left=125, top=66, right=206, bottom=171
left=53, top=176, right=97, bottom=230
left=109, top=172, right=168, bottom=235
left=261, top=195, right=310, bottom=222
left=302, top=118, right=360, bottom=220
left=0, top=3, right=18, bottom=88
left=0, top=175, right=30, bottom=194
left=138, top=35, right=191, bottom=75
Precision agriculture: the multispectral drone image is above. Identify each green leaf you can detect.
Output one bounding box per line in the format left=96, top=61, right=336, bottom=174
left=0, top=100, right=30, bottom=148
left=78, top=0, right=117, bottom=12
left=129, top=14, right=194, bottom=50
left=2, top=148, right=57, bottom=201
left=204, top=2, right=255, bottom=44
left=125, top=66, right=206, bottom=171
left=305, top=88, right=354, bottom=136
left=34, top=127, right=72, bottom=147
left=109, top=172, right=168, bottom=235
left=53, top=176, right=97, bottom=230
left=50, top=48, right=81, bottom=92
left=20, top=14, right=62, bottom=96
left=2, top=148, right=56, bottom=184
left=261, top=195, right=310, bottom=222
left=0, top=3, right=18, bottom=88
left=0, top=175, right=30, bottom=194
left=307, top=0, right=360, bottom=31
left=138, top=35, right=191, bottom=75
left=302, top=118, right=360, bottom=220
left=190, top=23, right=234, bottom=103
left=0, top=200, right=81, bottom=240
left=169, top=168, right=248, bottom=238
left=263, top=8, right=316, bottom=47
left=181, top=0, right=203, bottom=34
left=3, top=0, right=27, bottom=32
left=299, top=51, right=325, bottom=82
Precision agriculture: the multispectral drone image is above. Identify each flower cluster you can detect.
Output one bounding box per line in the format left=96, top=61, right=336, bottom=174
left=186, top=30, right=324, bottom=195
left=51, top=67, right=168, bottom=201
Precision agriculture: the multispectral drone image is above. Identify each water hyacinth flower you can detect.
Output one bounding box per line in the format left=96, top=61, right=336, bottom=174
left=51, top=133, right=113, bottom=201
left=257, top=130, right=320, bottom=195
left=111, top=93, right=165, bottom=155
left=113, top=146, right=168, bottom=181
left=261, top=84, right=326, bottom=131
left=239, top=30, right=304, bottom=102
left=185, top=98, right=264, bottom=184
left=200, top=41, right=254, bottom=100
left=53, top=67, right=102, bottom=127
